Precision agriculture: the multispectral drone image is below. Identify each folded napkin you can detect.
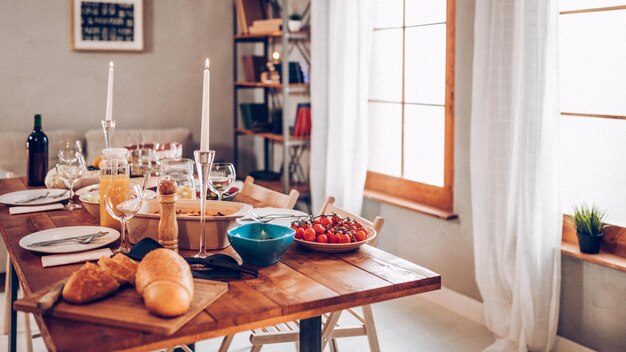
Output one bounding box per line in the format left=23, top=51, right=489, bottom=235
left=10, top=203, right=64, bottom=215
left=42, top=248, right=113, bottom=268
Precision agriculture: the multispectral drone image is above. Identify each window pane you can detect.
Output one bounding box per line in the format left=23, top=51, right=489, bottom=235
left=559, top=0, right=625, bottom=12
left=373, top=0, right=403, bottom=29
left=405, top=24, right=446, bottom=105
left=368, top=102, right=402, bottom=177
left=559, top=10, right=626, bottom=116
left=403, top=105, right=445, bottom=187
left=560, top=115, right=626, bottom=227
left=369, top=29, right=403, bottom=102
left=406, top=0, right=447, bottom=26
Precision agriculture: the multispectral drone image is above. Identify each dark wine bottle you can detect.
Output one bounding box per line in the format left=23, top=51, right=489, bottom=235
left=26, top=114, right=48, bottom=187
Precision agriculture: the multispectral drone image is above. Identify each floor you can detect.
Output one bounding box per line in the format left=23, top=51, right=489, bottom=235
left=0, top=290, right=495, bottom=352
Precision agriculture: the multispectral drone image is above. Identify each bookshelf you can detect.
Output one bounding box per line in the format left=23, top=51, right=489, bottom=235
left=233, top=0, right=311, bottom=207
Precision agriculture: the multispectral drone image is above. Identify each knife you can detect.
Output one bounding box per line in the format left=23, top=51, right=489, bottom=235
left=36, top=283, right=64, bottom=312
left=27, top=231, right=108, bottom=247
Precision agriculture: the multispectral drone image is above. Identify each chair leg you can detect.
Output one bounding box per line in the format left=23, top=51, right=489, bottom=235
left=23, top=313, right=33, bottom=352
left=321, top=311, right=342, bottom=350
left=362, top=305, right=380, bottom=352
left=218, top=334, right=235, bottom=352
left=250, top=345, right=263, bottom=352
left=3, top=256, right=11, bottom=335
left=329, top=338, right=339, bottom=352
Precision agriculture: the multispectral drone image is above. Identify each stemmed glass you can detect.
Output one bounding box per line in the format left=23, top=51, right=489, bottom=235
left=103, top=184, right=143, bottom=254
left=56, top=141, right=86, bottom=210
left=209, top=163, right=236, bottom=201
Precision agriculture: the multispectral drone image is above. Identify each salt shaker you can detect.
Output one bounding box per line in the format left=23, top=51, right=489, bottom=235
left=158, top=178, right=179, bottom=251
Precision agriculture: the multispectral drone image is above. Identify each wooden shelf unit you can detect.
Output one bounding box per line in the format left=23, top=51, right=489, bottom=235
left=233, top=0, right=311, bottom=198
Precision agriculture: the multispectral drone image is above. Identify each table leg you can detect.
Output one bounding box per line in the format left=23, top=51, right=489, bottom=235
left=300, top=316, right=322, bottom=352
left=9, top=260, right=18, bottom=352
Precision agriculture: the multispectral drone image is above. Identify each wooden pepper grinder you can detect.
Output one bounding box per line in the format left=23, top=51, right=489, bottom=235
left=157, top=178, right=178, bottom=252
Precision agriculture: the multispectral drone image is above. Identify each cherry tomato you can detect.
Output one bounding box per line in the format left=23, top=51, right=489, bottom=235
left=313, top=218, right=321, bottom=225
left=303, top=228, right=316, bottom=241
left=355, top=230, right=367, bottom=242
left=328, top=233, right=338, bottom=243
left=313, top=224, right=325, bottom=234
left=320, top=216, right=332, bottom=227
left=316, top=234, right=328, bottom=243
left=295, top=227, right=305, bottom=239
left=338, top=234, right=351, bottom=243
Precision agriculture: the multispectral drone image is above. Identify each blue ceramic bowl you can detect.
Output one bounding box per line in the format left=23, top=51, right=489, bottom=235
left=227, top=223, right=295, bottom=266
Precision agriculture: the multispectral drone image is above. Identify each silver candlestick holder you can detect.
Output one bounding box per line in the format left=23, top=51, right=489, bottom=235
left=193, top=150, right=216, bottom=258
left=101, top=120, right=116, bottom=149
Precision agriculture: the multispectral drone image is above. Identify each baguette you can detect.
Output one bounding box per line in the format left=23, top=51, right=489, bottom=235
left=62, top=254, right=138, bottom=304
left=135, top=249, right=194, bottom=317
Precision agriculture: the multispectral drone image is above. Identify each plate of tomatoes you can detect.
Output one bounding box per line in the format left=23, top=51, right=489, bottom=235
left=291, top=214, right=377, bottom=253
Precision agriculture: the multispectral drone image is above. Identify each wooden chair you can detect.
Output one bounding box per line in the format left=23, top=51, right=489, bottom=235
left=240, top=176, right=300, bottom=209
left=217, top=178, right=301, bottom=352
left=222, top=197, right=385, bottom=352
left=3, top=257, right=34, bottom=352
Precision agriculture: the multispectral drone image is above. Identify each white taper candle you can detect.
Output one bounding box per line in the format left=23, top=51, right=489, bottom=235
left=200, top=58, right=211, bottom=151
left=105, top=61, right=114, bottom=121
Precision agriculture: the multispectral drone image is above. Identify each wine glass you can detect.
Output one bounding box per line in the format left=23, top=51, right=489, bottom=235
left=103, top=184, right=143, bottom=254
left=56, top=144, right=86, bottom=210
left=209, top=163, right=236, bottom=201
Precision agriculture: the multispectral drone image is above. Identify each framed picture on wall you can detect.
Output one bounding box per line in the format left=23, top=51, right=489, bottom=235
left=71, top=0, right=144, bottom=51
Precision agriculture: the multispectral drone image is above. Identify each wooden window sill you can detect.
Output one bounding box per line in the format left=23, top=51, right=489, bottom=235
left=561, top=216, right=626, bottom=272
left=561, top=242, right=626, bottom=273
left=363, top=189, right=458, bottom=220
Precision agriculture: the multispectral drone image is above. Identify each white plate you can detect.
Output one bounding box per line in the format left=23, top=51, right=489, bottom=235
left=0, top=189, right=70, bottom=206
left=19, top=226, right=120, bottom=254
left=236, top=207, right=310, bottom=227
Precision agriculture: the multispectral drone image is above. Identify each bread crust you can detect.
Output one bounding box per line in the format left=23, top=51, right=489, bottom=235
left=135, top=249, right=194, bottom=317
left=62, top=262, right=120, bottom=304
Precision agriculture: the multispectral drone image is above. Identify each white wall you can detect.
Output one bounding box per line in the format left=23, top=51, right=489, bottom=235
left=0, top=0, right=234, bottom=159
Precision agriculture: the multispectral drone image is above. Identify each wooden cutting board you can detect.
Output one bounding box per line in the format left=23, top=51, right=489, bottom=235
left=14, top=279, right=228, bottom=336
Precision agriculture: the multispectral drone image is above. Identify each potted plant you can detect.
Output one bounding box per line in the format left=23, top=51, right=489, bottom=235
left=288, top=13, right=303, bottom=32
left=573, top=205, right=607, bottom=254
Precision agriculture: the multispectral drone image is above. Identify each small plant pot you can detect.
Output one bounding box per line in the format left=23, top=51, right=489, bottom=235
left=288, top=20, right=303, bottom=32
left=577, top=232, right=603, bottom=254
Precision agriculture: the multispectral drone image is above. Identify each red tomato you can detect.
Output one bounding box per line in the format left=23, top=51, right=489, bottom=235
left=313, top=224, right=325, bottom=234
left=313, top=218, right=321, bottom=225
left=316, top=234, right=328, bottom=243
left=338, top=234, right=351, bottom=243
left=355, top=230, right=367, bottom=242
left=303, top=228, right=316, bottom=242
left=328, top=233, right=338, bottom=243
left=295, top=227, right=305, bottom=239
left=320, top=216, right=332, bottom=227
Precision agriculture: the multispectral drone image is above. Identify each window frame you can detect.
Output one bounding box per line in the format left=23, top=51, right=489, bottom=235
left=365, top=0, right=456, bottom=213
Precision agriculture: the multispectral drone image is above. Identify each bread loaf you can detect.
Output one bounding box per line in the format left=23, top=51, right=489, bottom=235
left=62, top=254, right=138, bottom=304
left=135, top=249, right=194, bottom=317
left=62, top=262, right=120, bottom=304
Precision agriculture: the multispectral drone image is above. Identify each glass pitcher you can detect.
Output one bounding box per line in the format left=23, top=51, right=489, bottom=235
left=100, top=148, right=130, bottom=230
left=159, top=158, right=196, bottom=199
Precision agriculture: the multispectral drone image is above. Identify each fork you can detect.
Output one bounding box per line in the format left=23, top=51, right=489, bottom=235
left=27, top=231, right=108, bottom=247
left=16, top=191, right=50, bottom=204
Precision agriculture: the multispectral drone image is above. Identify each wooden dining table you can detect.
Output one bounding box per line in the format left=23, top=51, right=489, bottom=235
left=0, top=177, right=441, bottom=352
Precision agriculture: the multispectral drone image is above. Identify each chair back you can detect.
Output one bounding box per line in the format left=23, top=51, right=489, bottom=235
left=317, top=197, right=385, bottom=247
left=241, top=176, right=300, bottom=209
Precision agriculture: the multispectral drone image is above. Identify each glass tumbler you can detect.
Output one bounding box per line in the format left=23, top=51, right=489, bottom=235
left=159, top=158, right=196, bottom=199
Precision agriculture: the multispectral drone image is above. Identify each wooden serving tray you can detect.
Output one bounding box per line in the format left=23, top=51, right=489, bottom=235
left=14, top=279, right=228, bottom=336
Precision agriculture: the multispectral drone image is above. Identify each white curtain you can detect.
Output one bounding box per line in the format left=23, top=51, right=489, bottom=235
left=310, top=0, right=374, bottom=214
left=470, top=1, right=562, bottom=351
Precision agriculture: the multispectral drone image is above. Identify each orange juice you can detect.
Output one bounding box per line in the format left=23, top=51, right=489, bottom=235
left=100, top=175, right=129, bottom=230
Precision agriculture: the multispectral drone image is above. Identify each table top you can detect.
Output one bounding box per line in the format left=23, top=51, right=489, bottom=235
left=0, top=177, right=441, bottom=352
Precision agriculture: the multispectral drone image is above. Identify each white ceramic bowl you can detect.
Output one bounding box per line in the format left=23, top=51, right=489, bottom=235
left=127, top=199, right=252, bottom=250
left=79, top=191, right=100, bottom=218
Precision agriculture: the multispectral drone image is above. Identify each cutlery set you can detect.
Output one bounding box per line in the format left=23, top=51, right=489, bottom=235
left=240, top=213, right=308, bottom=223
left=16, top=191, right=68, bottom=204
left=28, top=231, right=109, bottom=247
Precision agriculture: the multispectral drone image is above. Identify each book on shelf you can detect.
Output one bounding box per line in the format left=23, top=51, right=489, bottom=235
left=235, top=0, right=267, bottom=34
left=274, top=62, right=306, bottom=84
left=248, top=18, right=282, bottom=34
left=242, top=55, right=266, bottom=82
left=239, top=103, right=269, bottom=130
left=293, top=103, right=311, bottom=137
